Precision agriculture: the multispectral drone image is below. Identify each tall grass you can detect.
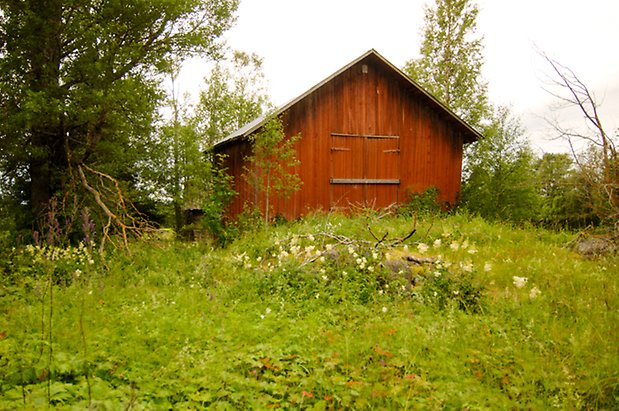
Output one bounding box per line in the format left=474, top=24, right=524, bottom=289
left=0, top=212, right=616, bottom=409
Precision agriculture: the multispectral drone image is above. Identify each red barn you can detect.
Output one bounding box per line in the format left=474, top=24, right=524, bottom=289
left=214, top=49, right=481, bottom=219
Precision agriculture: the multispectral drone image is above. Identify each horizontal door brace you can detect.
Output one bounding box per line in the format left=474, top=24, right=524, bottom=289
left=330, top=178, right=400, bottom=185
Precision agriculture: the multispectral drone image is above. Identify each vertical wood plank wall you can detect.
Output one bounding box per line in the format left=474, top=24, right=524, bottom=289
left=217, top=54, right=466, bottom=219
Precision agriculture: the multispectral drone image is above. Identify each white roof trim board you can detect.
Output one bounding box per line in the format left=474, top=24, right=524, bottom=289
left=214, top=49, right=482, bottom=148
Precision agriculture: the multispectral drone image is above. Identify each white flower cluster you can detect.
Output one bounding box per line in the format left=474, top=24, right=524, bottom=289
left=512, top=276, right=542, bottom=299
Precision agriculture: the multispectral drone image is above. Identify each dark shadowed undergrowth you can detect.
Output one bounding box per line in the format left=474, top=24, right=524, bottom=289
left=1, top=212, right=617, bottom=409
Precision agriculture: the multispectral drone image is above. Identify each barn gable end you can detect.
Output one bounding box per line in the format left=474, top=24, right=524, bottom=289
left=214, top=49, right=481, bottom=219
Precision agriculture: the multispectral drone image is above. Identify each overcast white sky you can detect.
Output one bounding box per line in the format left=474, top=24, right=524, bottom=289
left=183, top=0, right=619, bottom=153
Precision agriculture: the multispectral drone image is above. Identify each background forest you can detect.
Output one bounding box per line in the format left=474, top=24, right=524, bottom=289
left=0, top=0, right=617, bottom=409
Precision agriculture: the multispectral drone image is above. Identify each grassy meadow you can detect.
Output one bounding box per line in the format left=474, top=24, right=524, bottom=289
left=0, top=212, right=617, bottom=409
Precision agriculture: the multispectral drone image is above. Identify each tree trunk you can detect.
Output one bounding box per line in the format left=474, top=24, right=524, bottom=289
left=28, top=0, right=64, bottom=224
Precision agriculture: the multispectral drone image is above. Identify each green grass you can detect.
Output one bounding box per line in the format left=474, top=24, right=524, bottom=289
left=1, top=212, right=617, bottom=409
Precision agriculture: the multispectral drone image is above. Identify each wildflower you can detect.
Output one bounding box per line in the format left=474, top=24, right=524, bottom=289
left=450, top=242, right=459, bottom=251
left=382, top=306, right=388, bottom=313
left=74, top=269, right=82, bottom=278
left=417, top=243, right=429, bottom=253
left=342, top=271, right=347, bottom=277
left=321, top=275, right=328, bottom=281
left=467, top=249, right=478, bottom=254
left=319, top=256, right=325, bottom=263
left=433, top=239, right=442, bottom=248
left=304, top=245, right=315, bottom=254
left=367, top=266, right=374, bottom=272
left=315, top=293, right=320, bottom=299
left=308, top=234, right=315, bottom=242
left=529, top=287, right=541, bottom=299
left=513, top=276, right=528, bottom=289
left=433, top=271, right=441, bottom=278
left=461, top=240, right=469, bottom=249
left=265, top=307, right=272, bottom=315
left=348, top=246, right=355, bottom=255
left=372, top=250, right=379, bottom=260
left=453, top=290, right=460, bottom=295
left=325, top=243, right=334, bottom=251
left=378, top=290, right=383, bottom=295
left=256, top=256, right=262, bottom=262
left=484, top=262, right=492, bottom=272
left=460, top=262, right=473, bottom=272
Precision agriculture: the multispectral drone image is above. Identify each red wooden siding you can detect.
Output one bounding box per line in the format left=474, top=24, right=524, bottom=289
left=215, top=50, right=478, bottom=220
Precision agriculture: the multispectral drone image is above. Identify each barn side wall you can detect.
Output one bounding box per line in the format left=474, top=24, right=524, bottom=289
left=216, top=56, right=466, bottom=220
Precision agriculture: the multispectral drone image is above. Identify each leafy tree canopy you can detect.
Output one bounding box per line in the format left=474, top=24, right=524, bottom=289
left=404, top=0, right=489, bottom=127
left=0, top=0, right=239, bottom=232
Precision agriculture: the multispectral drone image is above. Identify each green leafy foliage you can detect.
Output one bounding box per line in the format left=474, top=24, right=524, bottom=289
left=0, top=0, right=239, bottom=228
left=244, top=115, right=302, bottom=228
left=196, top=50, right=270, bottom=147
left=404, top=0, right=489, bottom=127
left=1, top=214, right=617, bottom=409
left=461, top=106, right=541, bottom=223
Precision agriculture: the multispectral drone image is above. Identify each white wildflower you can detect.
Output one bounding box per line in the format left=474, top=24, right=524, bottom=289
left=315, top=293, right=320, bottom=299
left=321, top=275, right=328, bottom=281
left=433, top=271, right=441, bottom=278
left=461, top=262, right=473, bottom=273
left=367, top=266, right=374, bottom=272
left=319, top=256, right=325, bottom=263
left=467, top=249, right=478, bottom=254
left=265, top=307, right=272, bottom=315
left=529, top=287, right=541, bottom=299
left=462, top=240, right=469, bottom=249
left=484, top=262, right=492, bottom=272
left=325, top=243, right=334, bottom=251
left=348, top=246, right=355, bottom=255
left=308, top=234, right=315, bottom=242
left=433, top=239, right=442, bottom=248
left=417, top=243, right=429, bottom=253
left=381, top=306, right=388, bottom=313
left=450, top=242, right=460, bottom=251
left=513, top=276, right=528, bottom=289
left=372, top=251, right=379, bottom=260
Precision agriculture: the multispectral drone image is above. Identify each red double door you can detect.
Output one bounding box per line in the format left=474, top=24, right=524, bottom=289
left=329, top=133, right=400, bottom=210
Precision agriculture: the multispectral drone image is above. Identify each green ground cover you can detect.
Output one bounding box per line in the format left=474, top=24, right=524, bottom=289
left=1, top=213, right=617, bottom=409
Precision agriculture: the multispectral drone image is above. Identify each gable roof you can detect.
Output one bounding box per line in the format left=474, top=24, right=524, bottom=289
left=214, top=49, right=482, bottom=148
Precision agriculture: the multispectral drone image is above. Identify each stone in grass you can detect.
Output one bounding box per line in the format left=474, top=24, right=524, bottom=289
left=575, top=236, right=616, bottom=257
